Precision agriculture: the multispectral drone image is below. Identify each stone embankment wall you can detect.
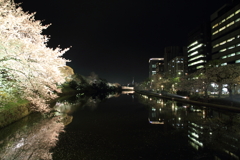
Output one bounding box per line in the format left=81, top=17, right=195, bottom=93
left=0, top=104, right=31, bottom=129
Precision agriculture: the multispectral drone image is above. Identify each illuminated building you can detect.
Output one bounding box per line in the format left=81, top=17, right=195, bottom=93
left=164, top=46, right=187, bottom=76
left=211, top=0, right=240, bottom=66
left=149, top=58, right=164, bottom=78
left=187, top=23, right=211, bottom=73
left=168, top=56, right=185, bottom=77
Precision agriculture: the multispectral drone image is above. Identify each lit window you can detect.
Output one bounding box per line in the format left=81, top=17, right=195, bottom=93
left=188, top=51, right=198, bottom=57
left=227, top=21, right=234, bottom=27
left=219, top=26, right=226, bottom=32
left=221, top=63, right=227, bottom=66
left=236, top=18, right=240, bottom=23
left=188, top=44, right=203, bottom=52
left=213, top=44, right=219, bottom=48
left=227, top=37, right=235, bottom=42
left=221, top=19, right=226, bottom=23
left=188, top=60, right=205, bottom=66
left=236, top=43, right=240, bottom=47
left=220, top=48, right=226, bottom=52
left=236, top=51, right=240, bottom=55
left=212, top=23, right=218, bottom=29
left=236, top=59, right=240, bottom=63
left=152, top=71, right=156, bottom=75
left=152, top=64, right=156, bottom=68
left=187, top=41, right=198, bottom=48
left=226, top=14, right=234, bottom=20
left=221, top=56, right=227, bottom=59
left=228, top=45, right=235, bottom=49
left=220, top=41, right=226, bottom=45
left=197, top=65, right=204, bottom=69
left=228, top=53, right=235, bottom=57
left=213, top=30, right=218, bottom=35
left=235, top=9, right=240, bottom=14
left=188, top=55, right=205, bottom=62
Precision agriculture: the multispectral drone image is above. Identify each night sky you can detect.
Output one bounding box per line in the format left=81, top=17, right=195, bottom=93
left=14, top=0, right=229, bottom=84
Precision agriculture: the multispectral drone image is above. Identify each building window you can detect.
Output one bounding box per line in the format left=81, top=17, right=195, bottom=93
left=236, top=43, right=240, bottom=47
left=152, top=71, right=156, bottom=75
left=236, top=18, right=240, bottom=23
left=188, top=41, right=198, bottom=48
left=188, top=44, right=203, bottom=52
left=228, top=53, right=235, bottom=57
left=188, top=55, right=205, bottom=62
left=226, top=21, right=234, bottom=27
left=226, top=14, right=234, bottom=20
left=213, top=30, right=218, bottom=35
left=235, top=9, right=240, bottom=15
left=236, top=59, right=240, bottom=63
left=220, top=41, right=226, bottom=45
left=221, top=63, right=227, bottom=66
left=213, top=44, right=219, bottom=48
left=236, top=51, right=240, bottom=55
left=212, top=23, right=218, bottom=29
left=188, top=60, right=205, bottom=66
left=221, top=56, right=227, bottom=59
left=196, top=65, right=204, bottom=69
left=152, top=64, right=156, bottom=68
left=220, top=48, right=226, bottom=52
left=219, top=19, right=226, bottom=25
left=188, top=51, right=198, bottom=57
left=227, top=37, right=235, bottom=42
left=228, top=45, right=235, bottom=49
left=219, top=26, right=226, bottom=32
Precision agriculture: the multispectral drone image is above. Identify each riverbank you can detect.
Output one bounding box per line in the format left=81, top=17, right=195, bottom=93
left=135, top=90, right=240, bottom=112
left=0, top=100, right=31, bottom=129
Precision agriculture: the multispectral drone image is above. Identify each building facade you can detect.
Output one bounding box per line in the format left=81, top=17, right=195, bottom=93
left=167, top=56, right=185, bottom=77
left=149, top=58, right=164, bottom=78
left=164, top=46, right=187, bottom=76
left=211, top=0, right=240, bottom=66
left=187, top=22, right=211, bottom=73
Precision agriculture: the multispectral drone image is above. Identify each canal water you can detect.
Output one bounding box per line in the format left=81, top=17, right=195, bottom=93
left=0, top=92, right=240, bottom=160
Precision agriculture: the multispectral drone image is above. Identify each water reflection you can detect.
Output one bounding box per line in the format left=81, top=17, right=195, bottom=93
left=138, top=93, right=240, bottom=159
left=0, top=114, right=64, bottom=160
left=0, top=92, right=120, bottom=160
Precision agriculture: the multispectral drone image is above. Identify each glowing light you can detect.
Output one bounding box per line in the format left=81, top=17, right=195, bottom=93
left=149, top=58, right=164, bottom=63
left=188, top=44, right=203, bottom=53
left=188, top=55, right=205, bottom=62
left=188, top=60, right=205, bottom=66
left=187, top=41, right=198, bottom=48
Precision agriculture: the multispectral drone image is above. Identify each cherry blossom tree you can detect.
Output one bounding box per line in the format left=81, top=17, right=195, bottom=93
left=0, top=0, right=70, bottom=112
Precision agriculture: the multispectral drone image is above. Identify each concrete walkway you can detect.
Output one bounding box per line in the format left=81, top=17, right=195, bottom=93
left=135, top=90, right=240, bottom=112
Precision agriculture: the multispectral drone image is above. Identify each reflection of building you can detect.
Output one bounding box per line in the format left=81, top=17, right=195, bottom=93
left=211, top=1, right=240, bottom=66
left=149, top=58, right=164, bottom=78
left=148, top=106, right=164, bottom=124
left=139, top=93, right=240, bottom=159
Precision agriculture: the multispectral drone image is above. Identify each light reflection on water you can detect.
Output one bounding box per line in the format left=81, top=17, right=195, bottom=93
left=0, top=93, right=240, bottom=160
left=140, top=94, right=240, bottom=160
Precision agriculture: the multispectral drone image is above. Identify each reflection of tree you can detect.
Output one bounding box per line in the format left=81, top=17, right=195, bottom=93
left=0, top=114, right=64, bottom=160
